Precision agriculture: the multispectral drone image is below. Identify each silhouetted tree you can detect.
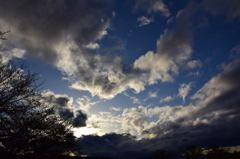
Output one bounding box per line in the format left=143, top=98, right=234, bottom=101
left=183, top=145, right=203, bottom=159
left=206, top=145, right=230, bottom=159
left=0, top=30, right=10, bottom=48
left=0, top=63, right=81, bottom=156
left=151, top=149, right=175, bottom=159
left=231, top=150, right=240, bottom=159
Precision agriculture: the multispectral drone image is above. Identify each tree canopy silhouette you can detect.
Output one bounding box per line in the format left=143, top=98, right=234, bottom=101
left=183, top=145, right=203, bottom=159
left=0, top=63, right=81, bottom=156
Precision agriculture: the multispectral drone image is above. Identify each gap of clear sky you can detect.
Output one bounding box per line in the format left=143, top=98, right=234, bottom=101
left=0, top=0, right=240, bottom=158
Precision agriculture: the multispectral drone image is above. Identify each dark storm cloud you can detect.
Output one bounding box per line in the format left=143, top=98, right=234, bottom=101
left=79, top=133, right=152, bottom=159
left=42, top=91, right=88, bottom=127
left=73, top=110, right=88, bottom=127
left=0, top=0, right=109, bottom=63
left=142, top=59, right=240, bottom=148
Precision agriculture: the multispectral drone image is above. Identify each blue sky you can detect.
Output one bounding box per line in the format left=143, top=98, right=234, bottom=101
left=1, top=0, right=240, bottom=158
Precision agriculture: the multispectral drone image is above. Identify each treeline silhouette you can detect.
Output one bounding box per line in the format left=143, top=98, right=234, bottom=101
left=151, top=145, right=240, bottom=159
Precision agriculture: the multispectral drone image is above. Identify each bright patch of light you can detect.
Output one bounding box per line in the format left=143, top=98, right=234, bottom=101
left=73, top=127, right=102, bottom=137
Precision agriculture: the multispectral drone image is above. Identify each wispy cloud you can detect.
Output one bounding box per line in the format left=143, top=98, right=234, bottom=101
left=178, top=83, right=192, bottom=102
left=137, top=16, right=154, bottom=27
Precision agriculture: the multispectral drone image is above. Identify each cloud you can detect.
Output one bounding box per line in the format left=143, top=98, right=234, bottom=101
left=83, top=42, right=100, bottom=50
left=131, top=96, right=141, bottom=104
left=0, top=48, right=25, bottom=64
left=0, top=0, right=110, bottom=64
left=178, top=83, right=192, bottom=102
left=80, top=57, right=240, bottom=157
left=133, top=6, right=194, bottom=85
left=192, top=59, right=240, bottom=101
left=143, top=58, right=240, bottom=148
left=148, top=90, right=158, bottom=98
left=69, top=54, right=146, bottom=99
left=42, top=90, right=88, bottom=128
left=72, top=110, right=88, bottom=127
left=0, top=0, right=149, bottom=99
left=109, top=106, right=122, bottom=111
left=134, top=0, right=170, bottom=17
left=76, top=96, right=99, bottom=112
left=160, top=95, right=174, bottom=103
left=79, top=133, right=153, bottom=159
left=137, top=16, right=154, bottom=27
left=0, top=0, right=203, bottom=100
left=185, top=60, right=202, bottom=69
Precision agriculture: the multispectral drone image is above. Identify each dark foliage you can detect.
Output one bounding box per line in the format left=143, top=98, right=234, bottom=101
left=151, top=149, right=175, bottom=159
left=183, top=145, right=203, bottom=159
left=0, top=63, right=81, bottom=156
left=206, top=145, right=230, bottom=159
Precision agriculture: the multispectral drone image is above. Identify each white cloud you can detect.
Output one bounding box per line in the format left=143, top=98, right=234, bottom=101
left=131, top=96, right=141, bottom=104
left=178, top=83, right=192, bottom=102
left=0, top=48, right=25, bottom=64
left=109, top=106, right=121, bottom=111
left=186, top=60, right=202, bottom=69
left=83, top=42, right=100, bottom=50
left=150, top=0, right=171, bottom=17
left=133, top=2, right=195, bottom=86
left=76, top=96, right=99, bottom=112
left=148, top=90, right=158, bottom=98
left=137, top=16, right=154, bottom=27
left=160, top=95, right=174, bottom=103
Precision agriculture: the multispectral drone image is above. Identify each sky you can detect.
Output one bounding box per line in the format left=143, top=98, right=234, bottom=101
left=0, top=0, right=240, bottom=158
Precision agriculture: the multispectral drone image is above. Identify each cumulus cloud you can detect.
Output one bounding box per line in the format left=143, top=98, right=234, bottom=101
left=0, top=0, right=110, bottom=63
left=122, top=106, right=148, bottom=135
left=133, top=6, right=194, bottom=85
left=0, top=0, right=148, bottom=99
left=178, top=83, right=192, bottom=102
left=137, top=16, right=154, bottom=27
left=0, top=0, right=203, bottom=100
